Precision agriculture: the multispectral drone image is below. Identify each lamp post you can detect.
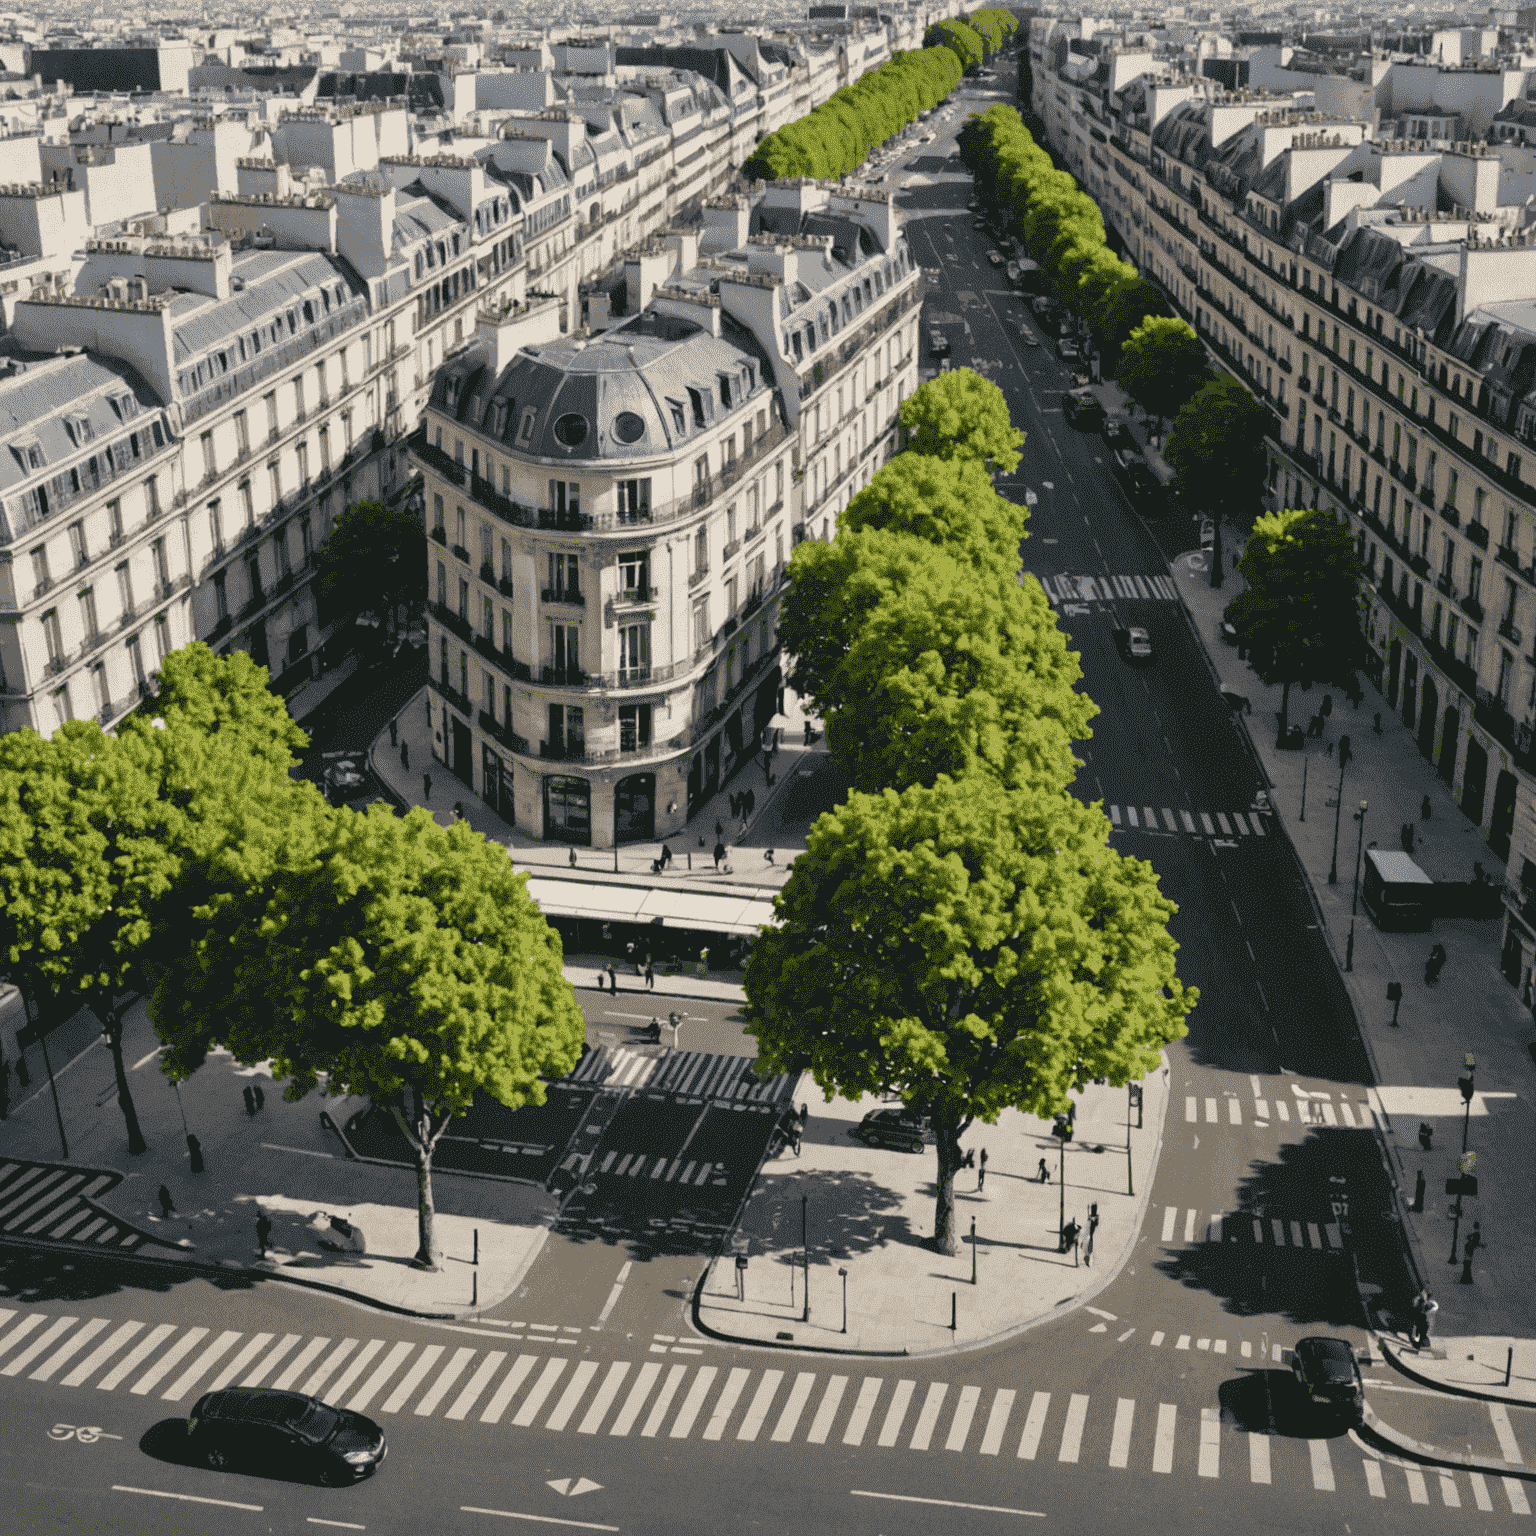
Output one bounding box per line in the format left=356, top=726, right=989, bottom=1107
left=1448, top=1054, right=1477, bottom=1265
left=1346, top=799, right=1368, bottom=972
left=1328, top=736, right=1353, bottom=883
left=801, top=1193, right=809, bottom=1324
left=838, top=1266, right=847, bottom=1334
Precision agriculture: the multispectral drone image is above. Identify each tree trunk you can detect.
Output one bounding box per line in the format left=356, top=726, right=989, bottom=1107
left=102, top=1005, right=148, bottom=1157
left=1277, top=678, right=1292, bottom=746
left=1208, top=513, right=1224, bottom=588
left=390, top=1090, right=452, bottom=1271
left=929, top=1111, right=973, bottom=1257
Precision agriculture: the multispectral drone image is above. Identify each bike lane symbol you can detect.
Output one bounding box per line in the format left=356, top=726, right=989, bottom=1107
left=49, top=1424, right=123, bottom=1444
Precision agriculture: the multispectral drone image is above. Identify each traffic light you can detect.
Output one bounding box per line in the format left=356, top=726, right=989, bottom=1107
left=1052, top=1113, right=1073, bottom=1143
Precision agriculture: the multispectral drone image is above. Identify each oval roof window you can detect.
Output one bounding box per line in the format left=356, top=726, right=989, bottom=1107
left=553, top=412, right=589, bottom=447
left=613, top=411, right=647, bottom=444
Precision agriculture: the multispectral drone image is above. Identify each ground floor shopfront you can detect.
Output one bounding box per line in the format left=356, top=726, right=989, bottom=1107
left=426, top=667, right=782, bottom=849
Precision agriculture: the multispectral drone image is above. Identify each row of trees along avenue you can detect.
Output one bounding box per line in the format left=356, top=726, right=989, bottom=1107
left=749, top=370, right=1197, bottom=1256
left=744, top=9, right=1017, bottom=183
left=0, top=644, right=584, bottom=1271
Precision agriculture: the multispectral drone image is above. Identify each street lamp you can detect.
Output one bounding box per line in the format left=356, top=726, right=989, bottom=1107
left=1346, top=799, right=1368, bottom=972
left=838, top=1266, right=848, bottom=1333
left=801, top=1193, right=809, bottom=1324
left=1448, top=1054, right=1477, bottom=1265
left=1328, top=735, right=1353, bottom=884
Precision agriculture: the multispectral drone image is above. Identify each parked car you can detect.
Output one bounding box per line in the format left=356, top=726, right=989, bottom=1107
left=987, top=250, right=1005, bottom=267
left=967, top=199, right=980, bottom=211
left=1290, top=1337, right=1365, bottom=1425
left=1117, top=461, right=1165, bottom=513
left=1056, top=337, right=1081, bottom=362
left=928, top=328, right=951, bottom=358
left=849, top=1107, right=935, bottom=1152
left=1016, top=323, right=1040, bottom=346
left=972, top=218, right=988, bottom=230
left=1115, top=626, right=1155, bottom=664
left=1006, top=261, right=1021, bottom=284
left=1062, top=387, right=1105, bottom=429
left=187, top=1388, right=387, bottom=1484
left=1031, top=296, right=1058, bottom=319
left=1101, top=419, right=1136, bottom=453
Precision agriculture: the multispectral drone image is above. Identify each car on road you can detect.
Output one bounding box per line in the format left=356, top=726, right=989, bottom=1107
left=987, top=249, right=1005, bottom=267
left=1221, top=600, right=1240, bottom=644
left=1290, top=1337, right=1365, bottom=1425
left=1031, top=296, right=1058, bottom=319
left=850, top=1107, right=935, bottom=1152
left=1056, top=337, right=1081, bottom=362
left=1062, top=387, right=1105, bottom=429
left=1115, top=626, right=1155, bottom=664
left=1116, top=460, right=1165, bottom=513
left=188, top=1388, right=387, bottom=1484
left=928, top=328, right=951, bottom=358
left=1101, top=419, right=1136, bottom=453
left=972, top=218, right=988, bottom=230
left=1016, top=323, right=1040, bottom=346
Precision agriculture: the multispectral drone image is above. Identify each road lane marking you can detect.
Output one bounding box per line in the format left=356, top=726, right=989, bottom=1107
left=851, top=1491, right=1043, bottom=1517
left=1250, top=1433, right=1271, bottom=1483
left=1404, top=1467, right=1430, bottom=1504
left=702, top=1366, right=751, bottom=1441
left=876, top=1379, right=916, bottom=1447
left=608, top=1360, right=661, bottom=1437
left=1469, top=1472, right=1494, bottom=1510
left=29, top=1317, right=111, bottom=1383
left=596, top=1261, right=632, bottom=1326
left=114, top=1486, right=262, bottom=1512
left=1183, top=1209, right=1198, bottom=1242
left=639, top=1363, right=687, bottom=1438
left=1152, top=1404, right=1176, bottom=1473
left=461, top=1508, right=618, bottom=1532
left=1506, top=1476, right=1532, bottom=1513
left=162, top=1329, right=243, bottom=1402
left=946, top=1385, right=981, bottom=1452
left=1018, top=1391, right=1050, bottom=1459
left=807, top=1375, right=849, bottom=1445
left=1161, top=1207, right=1177, bottom=1241
left=1310, top=1437, right=1335, bottom=1491
left=1150, top=1332, right=1165, bottom=1347
left=1198, top=1406, right=1220, bottom=1478
left=736, top=1368, right=783, bottom=1442
left=1108, top=1398, right=1135, bottom=1468
left=544, top=1360, right=599, bottom=1432
left=241, top=1333, right=303, bottom=1390
left=771, top=1371, right=815, bottom=1442
left=910, top=1382, right=949, bottom=1451
left=979, top=1388, right=1015, bottom=1456
left=1363, top=1458, right=1385, bottom=1497
left=510, top=1357, right=567, bottom=1428
left=272, top=1336, right=333, bottom=1393
left=129, top=1327, right=210, bottom=1396
left=449, top=1352, right=510, bottom=1422
left=303, top=1339, right=361, bottom=1400
left=843, top=1377, right=883, bottom=1446
left=1491, top=1402, right=1525, bottom=1462
left=312, top=1338, right=380, bottom=1405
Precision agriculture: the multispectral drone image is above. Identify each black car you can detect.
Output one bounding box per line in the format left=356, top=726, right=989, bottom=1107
left=188, top=1388, right=387, bottom=1484
left=1062, top=387, right=1105, bottom=429
left=849, top=1107, right=935, bottom=1152
left=1101, top=419, right=1136, bottom=453
left=1290, top=1337, right=1364, bottom=1424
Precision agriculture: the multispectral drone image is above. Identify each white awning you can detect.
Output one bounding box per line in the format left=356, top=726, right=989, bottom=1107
left=523, top=877, right=776, bottom=937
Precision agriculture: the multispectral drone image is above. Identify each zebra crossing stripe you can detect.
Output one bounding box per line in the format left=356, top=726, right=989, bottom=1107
left=1469, top=1472, right=1494, bottom=1511
left=273, top=1336, right=332, bottom=1393
left=946, top=1385, right=982, bottom=1452
left=1506, top=1475, right=1532, bottom=1514
left=1153, top=1404, right=1177, bottom=1473
left=610, top=1360, right=662, bottom=1437
left=771, top=1372, right=816, bottom=1443
left=128, top=1326, right=208, bottom=1396
left=1251, top=1433, right=1272, bottom=1484
left=297, top=1335, right=364, bottom=1400
left=1405, top=1467, right=1429, bottom=1505
left=877, top=1380, right=916, bottom=1447
left=29, top=1317, right=110, bottom=1383
left=843, top=1376, right=883, bottom=1446
left=1181, top=811, right=1197, bottom=833
left=1018, top=1391, right=1050, bottom=1459
left=2, top=1315, right=80, bottom=1379
left=1058, top=1394, right=1089, bottom=1463
left=244, top=1333, right=304, bottom=1389
left=736, top=1368, right=782, bottom=1443
left=448, top=1351, right=509, bottom=1423
left=1310, top=1438, right=1335, bottom=1491
left=1108, top=1398, right=1135, bottom=1469
left=419, top=1347, right=480, bottom=1419
left=978, top=1388, right=1015, bottom=1456
left=0, top=1168, right=65, bottom=1221
left=162, top=1329, right=243, bottom=1402
left=1198, top=1407, right=1220, bottom=1478
left=546, top=1360, right=600, bottom=1432
left=910, top=1383, right=948, bottom=1452
left=97, top=1323, right=176, bottom=1391
left=303, top=1339, right=361, bottom=1400
left=349, top=1340, right=414, bottom=1413
left=1441, top=1470, right=1462, bottom=1508
left=667, top=1365, right=717, bottom=1439
left=639, top=1363, right=687, bottom=1438
left=509, top=1355, right=565, bottom=1428
left=807, top=1376, right=849, bottom=1445
left=702, top=1367, right=750, bottom=1441
left=0, top=1312, right=47, bottom=1366
left=68, top=1321, right=144, bottom=1389
left=481, top=1353, right=538, bottom=1426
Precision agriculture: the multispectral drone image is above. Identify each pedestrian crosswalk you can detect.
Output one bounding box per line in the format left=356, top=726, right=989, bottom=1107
left=1106, top=805, right=1270, bottom=838
left=1034, top=573, right=1179, bottom=605
left=562, top=1048, right=796, bottom=1104
left=0, top=1306, right=1528, bottom=1512
left=1181, top=1091, right=1377, bottom=1130
left=0, top=1161, right=154, bottom=1253
left=1158, top=1205, right=1347, bottom=1253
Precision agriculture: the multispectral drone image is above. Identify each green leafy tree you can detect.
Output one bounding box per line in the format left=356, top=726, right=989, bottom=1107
left=1116, top=317, right=1210, bottom=425
left=898, top=369, right=1024, bottom=472
left=925, top=19, right=985, bottom=71
left=822, top=553, right=1095, bottom=795
left=1228, top=506, right=1366, bottom=745
left=315, top=498, right=426, bottom=646
left=1100, top=279, right=1172, bottom=365
left=150, top=808, right=586, bottom=1269
left=842, top=453, right=1027, bottom=576
left=745, top=776, right=1194, bottom=1255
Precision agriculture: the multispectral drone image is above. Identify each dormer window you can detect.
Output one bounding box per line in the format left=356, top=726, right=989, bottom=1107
left=718, top=375, right=732, bottom=410
left=66, top=415, right=95, bottom=446
left=687, top=388, right=706, bottom=429
left=518, top=407, right=538, bottom=444
left=11, top=439, right=44, bottom=472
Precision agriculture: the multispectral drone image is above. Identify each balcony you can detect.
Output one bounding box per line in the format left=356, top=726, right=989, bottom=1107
left=688, top=566, right=709, bottom=590
left=210, top=615, right=232, bottom=640
left=1474, top=691, right=1518, bottom=754
left=1466, top=521, right=1490, bottom=551
left=1500, top=617, right=1523, bottom=645
left=478, top=709, right=529, bottom=755
left=429, top=601, right=474, bottom=643
left=1498, top=543, right=1522, bottom=572
left=33, top=576, right=54, bottom=600
left=451, top=544, right=470, bottom=564
left=1441, top=502, right=1460, bottom=527
left=539, top=738, right=591, bottom=762
left=539, top=666, right=587, bottom=688
left=722, top=538, right=742, bottom=561
left=610, top=585, right=657, bottom=607
left=1419, top=483, right=1435, bottom=506
left=541, top=587, right=585, bottom=608
left=1435, top=573, right=1457, bottom=599
left=432, top=677, right=474, bottom=718
left=431, top=525, right=447, bottom=545
left=117, top=606, right=137, bottom=631
left=1462, top=594, right=1484, bottom=623
left=275, top=571, right=295, bottom=596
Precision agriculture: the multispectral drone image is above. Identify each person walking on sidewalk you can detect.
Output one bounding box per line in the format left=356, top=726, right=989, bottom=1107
left=156, top=1185, right=176, bottom=1220
left=1461, top=1222, right=1483, bottom=1283
left=1411, top=1288, right=1438, bottom=1347
left=423, top=772, right=432, bottom=803
left=256, top=1210, right=273, bottom=1257
left=400, top=740, right=409, bottom=771
left=644, top=960, right=655, bottom=991
left=713, top=840, right=726, bottom=871
left=978, top=1147, right=988, bottom=1192
left=1422, top=795, right=1433, bottom=820
left=607, top=964, right=618, bottom=995
left=1037, top=1158, right=1050, bottom=1183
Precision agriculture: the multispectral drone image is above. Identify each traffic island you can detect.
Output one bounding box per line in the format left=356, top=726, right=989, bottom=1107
left=693, top=1055, right=1170, bottom=1356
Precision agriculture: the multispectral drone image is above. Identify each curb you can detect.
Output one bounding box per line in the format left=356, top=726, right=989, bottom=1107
left=1362, top=1399, right=1534, bottom=1479
left=1378, top=1335, right=1536, bottom=1410
left=688, top=1051, right=1173, bottom=1361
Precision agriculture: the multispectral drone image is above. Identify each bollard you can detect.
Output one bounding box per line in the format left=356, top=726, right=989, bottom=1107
left=473, top=1228, right=479, bottom=1266
left=971, top=1217, right=977, bottom=1285
left=1508, top=1346, right=1515, bottom=1387
left=950, top=1291, right=957, bottom=1334
left=472, top=1270, right=478, bottom=1307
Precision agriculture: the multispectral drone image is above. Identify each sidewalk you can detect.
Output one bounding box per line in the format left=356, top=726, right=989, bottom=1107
left=368, top=683, right=839, bottom=893
left=1, top=996, right=554, bottom=1319
left=693, top=1055, right=1170, bottom=1356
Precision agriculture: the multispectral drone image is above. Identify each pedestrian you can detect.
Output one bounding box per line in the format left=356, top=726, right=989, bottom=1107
left=804, top=721, right=813, bottom=746
left=799, top=1103, right=809, bottom=1127
left=255, top=1209, right=273, bottom=1257
left=400, top=740, right=409, bottom=770
left=715, top=820, right=724, bottom=839
left=1061, top=1217, right=1080, bottom=1261
left=1037, top=1157, right=1050, bottom=1184
left=745, top=789, right=756, bottom=817
left=253, top=1084, right=265, bottom=1112
left=661, top=843, right=673, bottom=870
left=389, top=718, right=398, bottom=747
left=1462, top=1221, right=1483, bottom=1277
left=963, top=1148, right=976, bottom=1173
left=764, top=848, right=775, bottom=863
left=1414, top=1288, right=1439, bottom=1346
left=156, top=1184, right=176, bottom=1219
left=739, top=818, right=749, bottom=841
left=645, top=960, right=655, bottom=991
left=187, top=1134, right=204, bottom=1174
left=978, top=1147, right=988, bottom=1191
left=791, top=1123, right=803, bottom=1156
left=423, top=772, right=432, bottom=802
left=243, top=1084, right=256, bottom=1116
left=1422, top=794, right=1432, bottom=820
left=1373, top=712, right=1383, bottom=735
left=569, top=846, right=578, bottom=868
left=729, top=792, right=740, bottom=819
left=699, top=946, right=710, bottom=972
left=626, top=942, right=636, bottom=972
left=713, top=840, right=726, bottom=870
left=607, top=964, right=618, bottom=995
left=1418, top=1121, right=1433, bottom=1151
left=764, top=751, right=773, bottom=782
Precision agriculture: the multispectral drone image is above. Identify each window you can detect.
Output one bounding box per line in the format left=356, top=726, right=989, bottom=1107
left=151, top=538, right=167, bottom=589
left=265, top=392, right=279, bottom=440
left=694, top=525, right=709, bottom=575
left=295, top=440, right=309, bottom=488
left=726, top=505, right=737, bottom=546
left=456, top=504, right=466, bottom=550
left=501, top=608, right=512, bottom=653
left=1474, top=488, right=1487, bottom=527
left=239, top=480, right=254, bottom=527
left=480, top=522, right=493, bottom=571
left=483, top=595, right=494, bottom=640
left=549, top=623, right=579, bottom=678
left=458, top=577, right=469, bottom=621
left=1469, top=557, right=1483, bottom=604
left=726, top=575, right=738, bottom=617
left=213, top=570, right=228, bottom=620
left=274, top=531, right=291, bottom=579
left=433, top=493, right=445, bottom=537
left=619, top=702, right=652, bottom=751
left=440, top=635, right=450, bottom=686
left=78, top=588, right=98, bottom=644
left=246, top=552, right=263, bottom=601
left=547, top=552, right=579, bottom=599
left=437, top=560, right=447, bottom=608
left=299, top=515, right=312, bottom=566
left=126, top=633, right=145, bottom=686
left=619, top=551, right=650, bottom=595
left=145, top=475, right=160, bottom=520
left=154, top=614, right=170, bottom=662
left=548, top=480, right=580, bottom=522
left=41, top=608, right=62, bottom=663
left=116, top=561, right=134, bottom=614
left=460, top=648, right=469, bottom=700
left=618, top=622, right=650, bottom=679
left=691, top=595, right=710, bottom=652
left=201, top=430, right=215, bottom=480
left=268, top=461, right=282, bottom=507
left=208, top=500, right=224, bottom=553
left=294, top=376, right=306, bottom=420
left=68, top=520, right=87, bottom=569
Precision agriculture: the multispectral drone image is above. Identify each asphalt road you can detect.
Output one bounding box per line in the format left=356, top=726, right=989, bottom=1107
left=0, top=69, right=1519, bottom=1536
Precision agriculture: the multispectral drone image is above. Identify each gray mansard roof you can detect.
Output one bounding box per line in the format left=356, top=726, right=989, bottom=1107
left=433, top=309, right=776, bottom=464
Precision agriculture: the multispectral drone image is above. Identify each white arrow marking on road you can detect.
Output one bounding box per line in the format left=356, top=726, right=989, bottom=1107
left=547, top=1478, right=604, bottom=1498
left=1085, top=1307, right=1117, bottom=1320
left=1088, top=1323, right=1107, bottom=1333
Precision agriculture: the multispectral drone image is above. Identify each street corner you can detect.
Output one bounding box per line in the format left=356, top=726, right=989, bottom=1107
left=1379, top=1334, right=1536, bottom=1406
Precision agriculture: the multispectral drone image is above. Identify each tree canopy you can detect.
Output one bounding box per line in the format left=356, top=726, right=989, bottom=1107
left=1228, top=505, right=1366, bottom=742
left=746, top=776, right=1193, bottom=1253
left=1117, top=317, right=1211, bottom=424
left=315, top=498, right=426, bottom=635
left=150, top=806, right=586, bottom=1268
left=1165, top=375, right=1271, bottom=528
left=898, top=368, right=1024, bottom=472
left=924, top=19, right=984, bottom=71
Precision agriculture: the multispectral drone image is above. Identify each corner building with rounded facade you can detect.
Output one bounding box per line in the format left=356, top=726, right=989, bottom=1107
left=414, top=180, right=921, bottom=846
